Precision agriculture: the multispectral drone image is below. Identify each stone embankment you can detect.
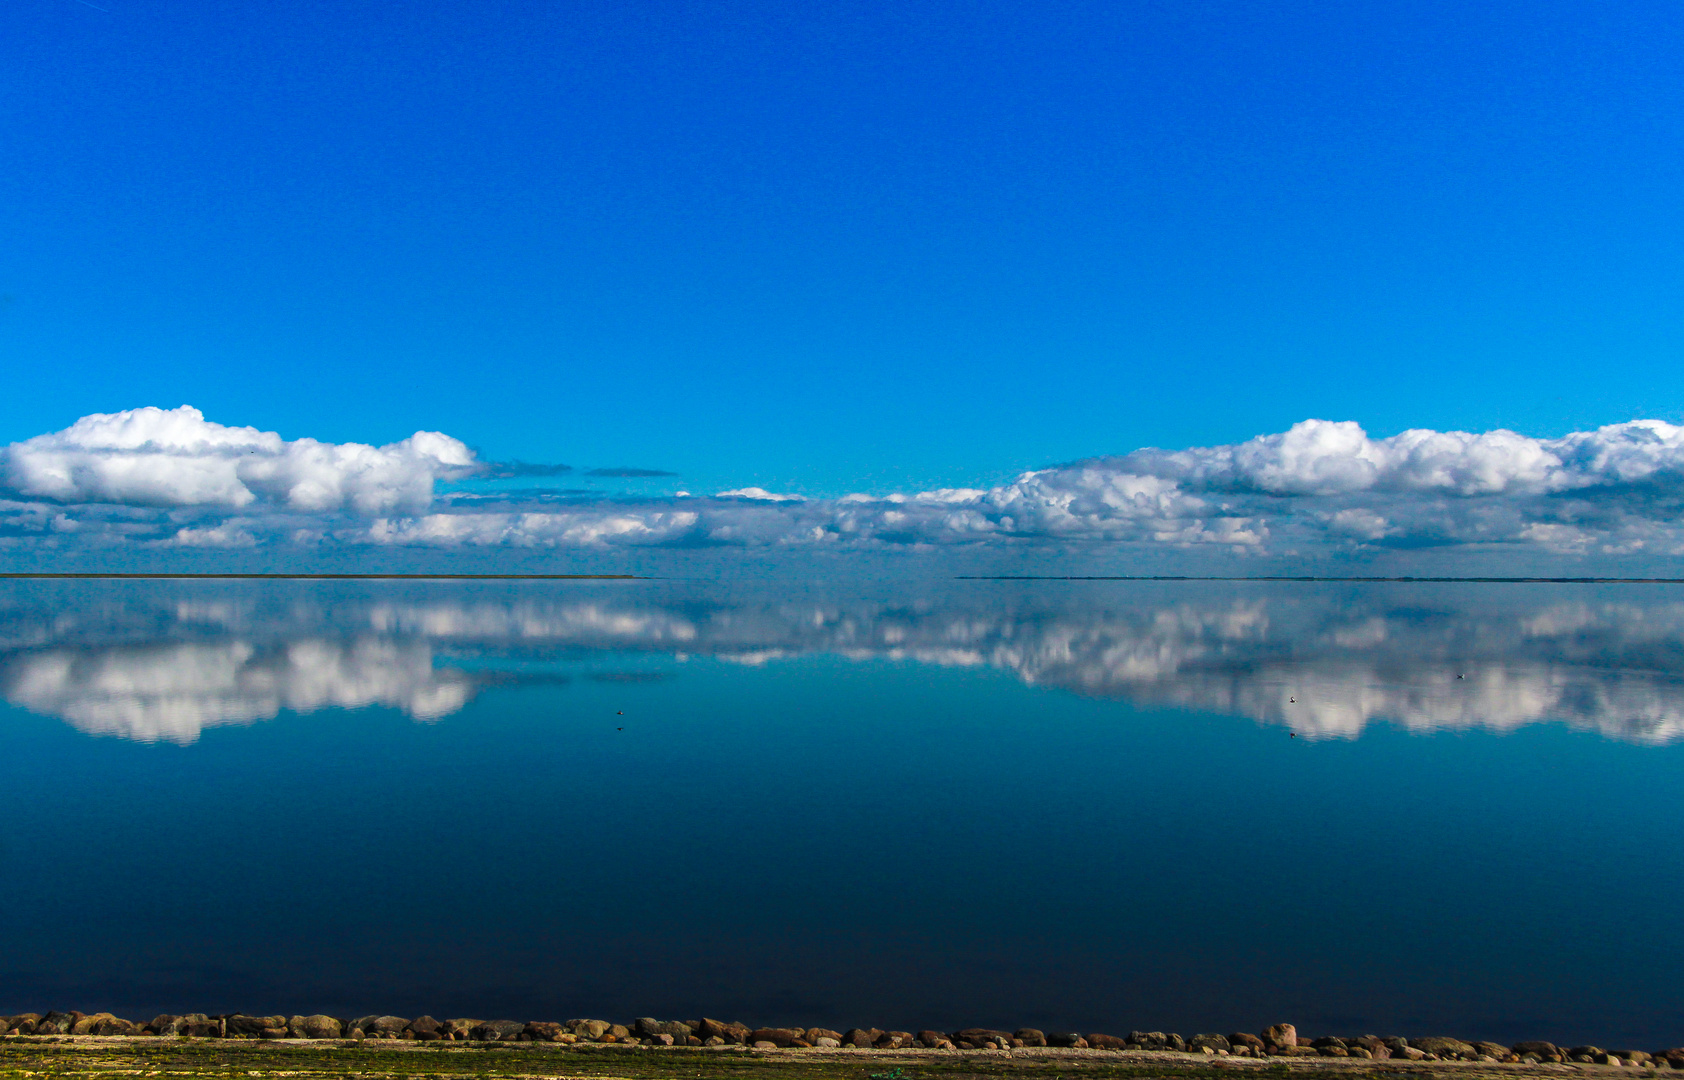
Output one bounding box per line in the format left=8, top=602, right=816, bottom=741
left=3, top=1014, right=1680, bottom=1067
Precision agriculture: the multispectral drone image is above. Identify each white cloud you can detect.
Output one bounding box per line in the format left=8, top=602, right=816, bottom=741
left=2, top=405, right=476, bottom=513
left=6, top=407, right=1684, bottom=559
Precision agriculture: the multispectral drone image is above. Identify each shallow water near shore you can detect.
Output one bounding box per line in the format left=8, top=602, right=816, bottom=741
left=1, top=577, right=1681, bottom=1047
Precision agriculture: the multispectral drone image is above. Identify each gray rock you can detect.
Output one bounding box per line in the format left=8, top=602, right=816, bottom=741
left=35, top=1012, right=80, bottom=1035
left=648, top=1034, right=675, bottom=1046
left=1473, top=1041, right=1511, bottom=1059
left=406, top=1016, right=441, bottom=1037
left=472, top=1020, right=524, bottom=1041
left=442, top=1019, right=481, bottom=1040
left=752, top=1041, right=777, bottom=1050
left=1512, top=1041, right=1559, bottom=1058
left=1128, top=1031, right=1168, bottom=1050
left=814, top=1037, right=841, bottom=1048
left=365, top=1016, right=409, bottom=1038
left=1190, top=1035, right=1231, bottom=1053
left=636, top=1018, right=693, bottom=1040
left=568, top=1019, right=610, bottom=1041
left=180, top=1014, right=222, bottom=1038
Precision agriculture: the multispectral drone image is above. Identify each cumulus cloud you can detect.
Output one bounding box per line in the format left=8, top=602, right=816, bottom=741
left=6, top=407, right=1684, bottom=559
left=1, top=405, right=476, bottom=513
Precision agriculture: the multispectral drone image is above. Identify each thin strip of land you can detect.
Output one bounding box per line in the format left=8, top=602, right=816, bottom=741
left=0, top=1039, right=1635, bottom=1080
left=0, top=573, right=640, bottom=580
left=956, top=576, right=1684, bottom=583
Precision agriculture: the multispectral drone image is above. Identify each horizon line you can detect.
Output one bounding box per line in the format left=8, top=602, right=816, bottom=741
left=958, top=575, right=1684, bottom=583
left=0, top=572, right=643, bottom=580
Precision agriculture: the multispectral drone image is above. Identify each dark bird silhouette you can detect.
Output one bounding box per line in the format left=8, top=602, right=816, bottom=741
left=617, top=710, right=623, bottom=714
left=1290, top=732, right=1297, bottom=738
left=1457, top=674, right=1465, bottom=679
left=616, top=726, right=623, bottom=731
left=1289, top=697, right=1296, bottom=703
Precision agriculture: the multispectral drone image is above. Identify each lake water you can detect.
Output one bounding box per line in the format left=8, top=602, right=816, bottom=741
left=2, top=577, right=1681, bottom=1047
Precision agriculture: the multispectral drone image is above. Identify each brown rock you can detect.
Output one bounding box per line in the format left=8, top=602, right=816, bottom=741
left=806, top=1028, right=843, bottom=1044
left=648, top=1033, right=675, bottom=1046
left=844, top=1028, right=881, bottom=1048
left=1261, top=1024, right=1297, bottom=1049
left=880, top=1031, right=913, bottom=1048
left=1190, top=1035, right=1232, bottom=1054
left=1229, top=1033, right=1265, bottom=1053
left=1415, top=1037, right=1477, bottom=1060
left=958, top=1028, right=1015, bottom=1046
left=1016, top=1029, right=1047, bottom=1047
left=442, top=1019, right=481, bottom=1040
left=917, top=1030, right=950, bottom=1047
left=1473, top=1041, right=1511, bottom=1059
left=704, top=1036, right=725, bottom=1046
left=525, top=1022, right=564, bottom=1042
left=748, top=1028, right=807, bottom=1048
left=1088, top=1033, right=1128, bottom=1050
left=752, top=1041, right=777, bottom=1050
left=568, top=1019, right=610, bottom=1040
left=698, top=1019, right=750, bottom=1044
left=407, top=1016, right=441, bottom=1036
left=1048, top=1033, right=1088, bottom=1048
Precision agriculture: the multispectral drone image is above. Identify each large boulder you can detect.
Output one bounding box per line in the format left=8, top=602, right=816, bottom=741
left=1473, top=1041, right=1510, bottom=1059
left=1087, top=1034, right=1128, bottom=1050
left=1229, top=1033, right=1265, bottom=1053
left=698, top=1019, right=749, bottom=1044
left=1414, top=1037, right=1477, bottom=1060
left=567, top=1019, right=610, bottom=1040
left=844, top=1028, right=881, bottom=1048
left=879, top=1031, right=913, bottom=1049
left=406, top=1017, right=441, bottom=1037
left=523, top=1022, right=564, bottom=1042
left=362, top=1016, right=409, bottom=1039
left=179, top=1014, right=222, bottom=1038
left=72, top=1013, right=136, bottom=1036
left=472, top=1020, right=525, bottom=1041
left=1047, top=1032, right=1088, bottom=1048
left=636, top=1018, right=693, bottom=1040
left=8, top=1014, right=42, bottom=1035
left=443, top=1019, right=482, bottom=1040
left=805, top=1028, right=843, bottom=1044
left=1016, top=1029, right=1047, bottom=1047
left=35, top=1012, right=81, bottom=1035
left=747, top=1028, right=807, bottom=1048
left=915, top=1030, right=953, bottom=1049
left=1189, top=1034, right=1231, bottom=1053
left=1128, top=1031, right=1168, bottom=1049
left=1261, top=1024, right=1297, bottom=1049
left=289, top=1015, right=342, bottom=1039
left=957, top=1028, right=1015, bottom=1048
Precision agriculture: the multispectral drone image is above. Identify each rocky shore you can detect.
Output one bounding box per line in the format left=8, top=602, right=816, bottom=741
left=2, top=1014, right=1679, bottom=1067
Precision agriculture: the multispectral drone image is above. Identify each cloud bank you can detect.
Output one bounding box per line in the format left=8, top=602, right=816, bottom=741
left=5, top=406, right=1684, bottom=560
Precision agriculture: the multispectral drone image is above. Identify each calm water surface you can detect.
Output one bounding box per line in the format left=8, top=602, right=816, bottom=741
left=1, top=578, right=1681, bottom=1046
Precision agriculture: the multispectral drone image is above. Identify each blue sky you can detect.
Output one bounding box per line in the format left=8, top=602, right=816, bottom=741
left=3, top=1, right=1684, bottom=569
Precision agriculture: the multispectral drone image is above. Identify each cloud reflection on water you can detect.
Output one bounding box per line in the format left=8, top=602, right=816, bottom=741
left=2, top=584, right=1682, bottom=745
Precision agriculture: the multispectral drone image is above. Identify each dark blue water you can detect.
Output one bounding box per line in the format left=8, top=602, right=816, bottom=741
left=1, top=578, right=1681, bottom=1046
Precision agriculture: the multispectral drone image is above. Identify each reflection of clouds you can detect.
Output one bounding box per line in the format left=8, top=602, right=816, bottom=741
left=0, top=639, right=474, bottom=744
left=2, top=586, right=1683, bottom=744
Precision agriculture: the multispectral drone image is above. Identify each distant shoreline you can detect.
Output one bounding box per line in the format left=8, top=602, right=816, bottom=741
left=0, top=573, right=642, bottom=580
left=958, top=575, right=1684, bottom=583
